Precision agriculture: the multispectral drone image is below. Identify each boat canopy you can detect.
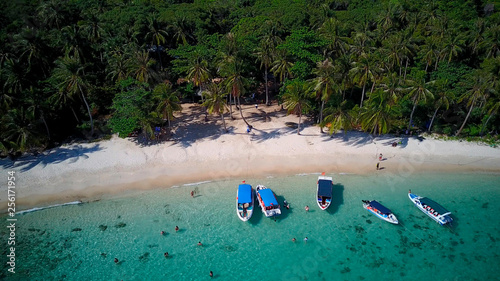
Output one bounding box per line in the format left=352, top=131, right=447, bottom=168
left=419, top=197, right=449, bottom=215
left=369, top=200, right=392, bottom=214
left=238, top=184, right=252, bottom=204
left=318, top=180, right=333, bottom=197
left=259, top=189, right=278, bottom=207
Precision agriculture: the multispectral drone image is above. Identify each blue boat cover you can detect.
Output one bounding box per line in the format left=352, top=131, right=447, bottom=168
left=238, top=184, right=252, bottom=204
left=419, top=197, right=449, bottom=215
left=369, top=200, right=392, bottom=214
left=318, top=180, right=332, bottom=197
left=259, top=188, right=278, bottom=206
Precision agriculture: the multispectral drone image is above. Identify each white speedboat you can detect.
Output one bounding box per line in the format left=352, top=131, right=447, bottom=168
left=408, top=190, right=453, bottom=225
left=317, top=174, right=333, bottom=210
left=362, top=200, right=399, bottom=224
left=236, top=183, right=254, bottom=221
left=256, top=185, right=281, bottom=217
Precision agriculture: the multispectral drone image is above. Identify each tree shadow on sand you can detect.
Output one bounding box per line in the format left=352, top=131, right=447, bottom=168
left=327, top=183, right=345, bottom=215
left=249, top=127, right=295, bottom=143
left=0, top=144, right=103, bottom=172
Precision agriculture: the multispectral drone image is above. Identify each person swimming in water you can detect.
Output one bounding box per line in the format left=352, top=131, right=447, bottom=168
left=114, top=258, right=119, bottom=263
left=175, top=226, right=179, bottom=232
left=164, top=252, right=169, bottom=258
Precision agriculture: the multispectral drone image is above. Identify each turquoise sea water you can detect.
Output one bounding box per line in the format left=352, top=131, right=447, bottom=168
left=2, top=172, right=500, bottom=281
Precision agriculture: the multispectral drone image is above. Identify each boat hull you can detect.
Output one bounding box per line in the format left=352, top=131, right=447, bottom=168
left=236, top=186, right=254, bottom=222
left=256, top=185, right=281, bottom=217
left=408, top=193, right=452, bottom=225
left=317, top=176, right=333, bottom=210
left=362, top=202, right=399, bottom=224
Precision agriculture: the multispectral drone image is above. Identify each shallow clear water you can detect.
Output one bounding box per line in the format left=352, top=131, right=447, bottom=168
left=2, top=172, right=500, bottom=281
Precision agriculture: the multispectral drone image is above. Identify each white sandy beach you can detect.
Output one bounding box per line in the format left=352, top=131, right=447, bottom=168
left=1, top=103, right=500, bottom=212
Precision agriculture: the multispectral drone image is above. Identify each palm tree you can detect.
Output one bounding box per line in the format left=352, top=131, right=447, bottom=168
left=421, top=36, right=440, bottom=72
left=37, top=0, right=64, bottom=29
left=406, top=77, right=434, bottom=131
left=170, top=16, right=194, bottom=46
left=482, top=24, right=500, bottom=58
left=359, top=89, right=399, bottom=135
left=131, top=50, right=157, bottom=84
left=107, top=52, right=131, bottom=83
left=223, top=61, right=250, bottom=126
left=377, top=72, right=405, bottom=105
left=186, top=54, right=211, bottom=100
left=61, top=25, right=85, bottom=62
left=456, top=71, right=492, bottom=136
left=467, top=18, right=486, bottom=55
left=1, top=107, right=43, bottom=153
left=350, top=53, right=375, bottom=107
left=311, top=58, right=338, bottom=132
left=255, top=39, right=275, bottom=105
left=481, top=93, right=500, bottom=135
left=153, top=83, right=182, bottom=129
left=271, top=49, right=294, bottom=84
left=202, top=82, right=229, bottom=133
left=145, top=17, right=168, bottom=69
left=442, top=33, right=464, bottom=65
left=51, top=55, right=94, bottom=136
left=282, top=81, right=313, bottom=135
left=320, top=100, right=353, bottom=136
left=318, top=18, right=351, bottom=58
left=428, top=79, right=452, bottom=132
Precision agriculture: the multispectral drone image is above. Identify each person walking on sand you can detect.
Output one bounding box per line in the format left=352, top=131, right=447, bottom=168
left=376, top=163, right=380, bottom=170
left=379, top=153, right=383, bottom=161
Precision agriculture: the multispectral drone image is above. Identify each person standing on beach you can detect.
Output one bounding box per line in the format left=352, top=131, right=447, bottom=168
left=379, top=153, right=383, bottom=161
left=376, top=163, right=380, bottom=170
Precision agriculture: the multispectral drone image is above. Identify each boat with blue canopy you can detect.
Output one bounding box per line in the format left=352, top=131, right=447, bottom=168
left=317, top=173, right=333, bottom=210
left=236, top=182, right=254, bottom=221
left=256, top=185, right=281, bottom=217
left=408, top=190, right=453, bottom=225
left=362, top=200, right=399, bottom=224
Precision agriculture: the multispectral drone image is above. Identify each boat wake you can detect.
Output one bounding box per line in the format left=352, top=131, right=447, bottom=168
left=17, top=201, right=82, bottom=215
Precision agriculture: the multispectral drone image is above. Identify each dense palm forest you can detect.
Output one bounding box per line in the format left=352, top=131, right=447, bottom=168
left=1, top=0, right=499, bottom=156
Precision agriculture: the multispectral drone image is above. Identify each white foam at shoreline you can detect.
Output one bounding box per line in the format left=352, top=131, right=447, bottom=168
left=17, top=201, right=82, bottom=215
left=182, top=181, right=212, bottom=186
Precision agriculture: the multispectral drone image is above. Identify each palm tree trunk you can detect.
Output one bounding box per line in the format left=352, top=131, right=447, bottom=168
left=456, top=104, right=474, bottom=136
left=41, top=111, right=51, bottom=140
left=237, top=96, right=250, bottom=127
left=264, top=67, right=269, bottom=105
left=428, top=106, right=440, bottom=132
left=360, top=82, right=366, bottom=108
left=220, top=112, right=227, bottom=132
left=157, top=49, right=163, bottom=70
left=319, top=99, right=325, bottom=133
left=480, top=113, right=494, bottom=136
left=404, top=59, right=409, bottom=80
left=71, top=107, right=80, bottom=123
left=229, top=94, right=233, bottom=119
left=80, top=92, right=94, bottom=136
left=297, top=104, right=302, bottom=135
left=408, top=102, right=417, bottom=131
